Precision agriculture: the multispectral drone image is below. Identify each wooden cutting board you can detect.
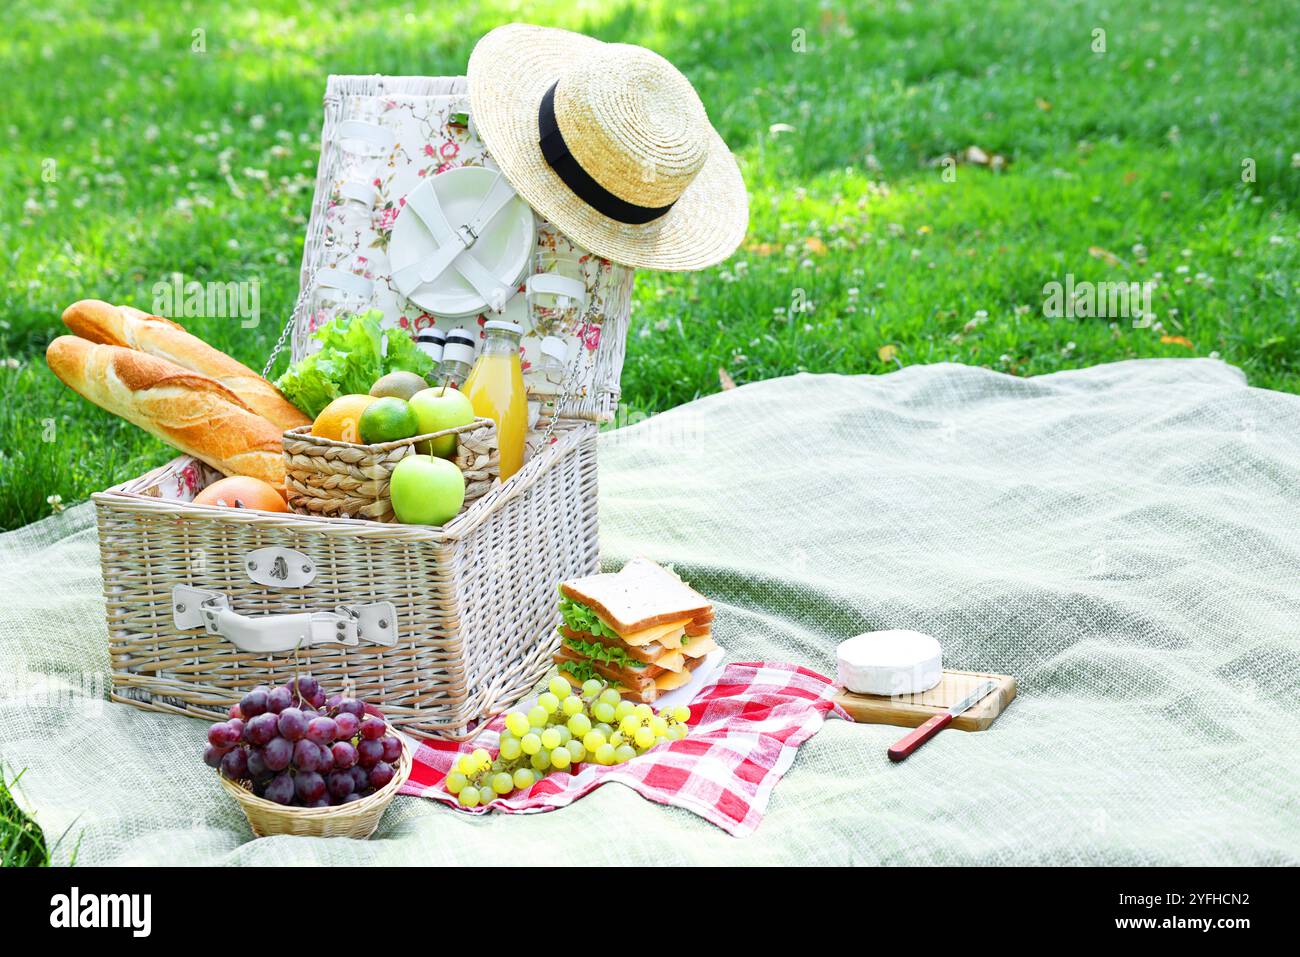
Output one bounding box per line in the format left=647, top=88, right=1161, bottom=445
left=834, top=669, right=1016, bottom=731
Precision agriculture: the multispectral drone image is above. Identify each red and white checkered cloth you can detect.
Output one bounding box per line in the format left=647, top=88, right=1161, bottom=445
left=400, top=662, right=848, bottom=837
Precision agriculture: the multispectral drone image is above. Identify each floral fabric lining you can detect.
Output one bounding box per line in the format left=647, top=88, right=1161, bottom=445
left=320, top=94, right=631, bottom=397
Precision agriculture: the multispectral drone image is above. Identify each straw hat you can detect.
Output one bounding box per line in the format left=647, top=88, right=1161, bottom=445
left=467, top=24, right=748, bottom=272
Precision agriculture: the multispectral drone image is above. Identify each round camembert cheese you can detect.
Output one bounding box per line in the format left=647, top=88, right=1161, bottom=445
left=836, top=630, right=943, bottom=696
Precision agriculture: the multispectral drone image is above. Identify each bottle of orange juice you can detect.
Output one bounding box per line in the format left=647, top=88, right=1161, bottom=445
left=462, top=320, right=527, bottom=481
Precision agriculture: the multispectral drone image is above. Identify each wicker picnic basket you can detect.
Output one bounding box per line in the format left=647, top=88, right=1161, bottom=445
left=91, top=74, right=631, bottom=739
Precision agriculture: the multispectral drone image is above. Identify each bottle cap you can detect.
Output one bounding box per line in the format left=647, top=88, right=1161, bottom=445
left=441, top=327, right=478, bottom=366
left=483, top=320, right=524, bottom=335
left=416, top=327, right=445, bottom=362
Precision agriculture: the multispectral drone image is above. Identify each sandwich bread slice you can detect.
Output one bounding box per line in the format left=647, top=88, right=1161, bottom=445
left=554, top=558, right=715, bottom=702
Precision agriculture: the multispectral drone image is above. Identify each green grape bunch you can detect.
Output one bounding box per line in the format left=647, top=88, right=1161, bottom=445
left=444, top=675, right=693, bottom=808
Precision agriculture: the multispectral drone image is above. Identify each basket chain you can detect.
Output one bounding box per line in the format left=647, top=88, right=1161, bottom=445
left=261, top=266, right=319, bottom=380
left=538, top=298, right=598, bottom=446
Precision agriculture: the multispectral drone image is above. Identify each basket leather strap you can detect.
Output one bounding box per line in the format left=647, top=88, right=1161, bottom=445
left=336, top=119, right=396, bottom=153
left=524, top=271, right=587, bottom=307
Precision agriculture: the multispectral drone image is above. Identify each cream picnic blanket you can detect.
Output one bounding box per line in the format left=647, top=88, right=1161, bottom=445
left=2, top=359, right=1298, bottom=864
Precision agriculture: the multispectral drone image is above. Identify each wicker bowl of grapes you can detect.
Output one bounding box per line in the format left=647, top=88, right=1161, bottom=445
left=204, top=676, right=412, bottom=839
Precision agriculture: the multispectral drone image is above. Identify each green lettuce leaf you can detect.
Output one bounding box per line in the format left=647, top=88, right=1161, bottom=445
left=381, top=320, right=434, bottom=378
left=560, top=632, right=646, bottom=670
left=558, top=659, right=602, bottom=685
left=558, top=597, right=622, bottom=641
left=275, top=310, right=434, bottom=419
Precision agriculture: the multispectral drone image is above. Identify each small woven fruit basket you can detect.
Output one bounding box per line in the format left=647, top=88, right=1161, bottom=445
left=282, top=417, right=499, bottom=522
left=219, top=734, right=412, bottom=839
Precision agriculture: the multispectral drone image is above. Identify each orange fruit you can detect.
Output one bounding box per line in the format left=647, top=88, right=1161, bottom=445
left=194, top=476, right=289, bottom=512
left=312, top=394, right=377, bottom=443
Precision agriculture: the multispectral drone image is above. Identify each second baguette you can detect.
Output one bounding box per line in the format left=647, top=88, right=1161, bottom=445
left=62, top=299, right=310, bottom=432
left=46, top=336, right=285, bottom=488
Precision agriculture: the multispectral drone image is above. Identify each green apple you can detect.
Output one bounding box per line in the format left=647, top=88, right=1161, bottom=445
left=409, top=386, right=476, bottom=458
left=389, top=455, right=466, bottom=526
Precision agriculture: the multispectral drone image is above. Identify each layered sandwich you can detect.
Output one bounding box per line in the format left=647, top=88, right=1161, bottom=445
left=554, top=558, right=717, bottom=702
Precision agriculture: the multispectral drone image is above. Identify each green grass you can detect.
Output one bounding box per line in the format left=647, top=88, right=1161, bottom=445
left=1, top=769, right=50, bottom=866
left=2, top=0, right=1297, bottom=530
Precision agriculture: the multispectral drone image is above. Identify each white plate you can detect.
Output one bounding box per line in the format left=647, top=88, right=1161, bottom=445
left=652, top=647, right=726, bottom=711
left=389, top=166, right=534, bottom=318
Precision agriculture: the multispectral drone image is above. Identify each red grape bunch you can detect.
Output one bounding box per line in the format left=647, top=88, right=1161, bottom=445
left=203, top=676, right=403, bottom=808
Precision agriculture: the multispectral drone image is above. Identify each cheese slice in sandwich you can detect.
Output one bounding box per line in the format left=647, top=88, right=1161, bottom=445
left=653, top=669, right=693, bottom=692
left=619, top=618, right=691, bottom=648
left=679, top=635, right=716, bottom=659
left=649, top=649, right=686, bottom=673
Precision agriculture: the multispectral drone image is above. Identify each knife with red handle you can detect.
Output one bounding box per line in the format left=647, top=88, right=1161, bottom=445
left=887, top=679, right=997, bottom=762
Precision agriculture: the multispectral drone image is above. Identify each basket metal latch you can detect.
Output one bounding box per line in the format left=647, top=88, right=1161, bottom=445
left=172, top=585, right=398, bottom=653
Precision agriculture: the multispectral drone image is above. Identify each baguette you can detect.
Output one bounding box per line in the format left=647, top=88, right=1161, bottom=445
left=46, top=336, right=285, bottom=488
left=62, top=299, right=310, bottom=432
